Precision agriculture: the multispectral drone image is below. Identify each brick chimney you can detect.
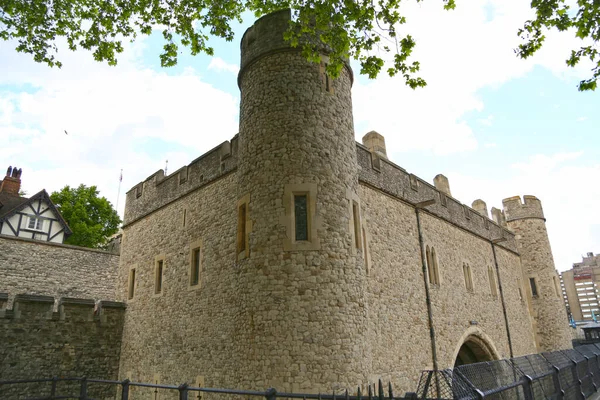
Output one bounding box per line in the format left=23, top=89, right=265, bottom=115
left=0, top=166, right=23, bottom=196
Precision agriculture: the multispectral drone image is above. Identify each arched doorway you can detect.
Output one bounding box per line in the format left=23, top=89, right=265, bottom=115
left=454, top=335, right=497, bottom=367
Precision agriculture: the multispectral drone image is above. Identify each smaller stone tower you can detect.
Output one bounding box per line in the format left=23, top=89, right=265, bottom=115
left=503, top=195, right=572, bottom=351
left=362, top=131, right=387, bottom=159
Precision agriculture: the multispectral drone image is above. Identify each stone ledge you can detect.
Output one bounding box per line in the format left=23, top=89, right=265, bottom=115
left=0, top=234, right=119, bottom=255
left=14, top=294, right=54, bottom=304
left=59, top=298, right=96, bottom=306
left=99, top=300, right=127, bottom=309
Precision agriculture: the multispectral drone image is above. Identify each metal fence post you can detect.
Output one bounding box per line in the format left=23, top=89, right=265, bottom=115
left=50, top=376, right=58, bottom=400
left=570, top=358, right=585, bottom=400
left=521, top=375, right=534, bottom=400
left=265, top=387, right=277, bottom=400
left=179, top=383, right=189, bottom=400
left=79, top=377, right=88, bottom=400
left=121, top=379, right=130, bottom=400
left=551, top=365, right=564, bottom=400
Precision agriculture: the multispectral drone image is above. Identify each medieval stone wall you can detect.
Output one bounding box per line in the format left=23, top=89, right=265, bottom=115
left=0, top=294, right=125, bottom=400
left=358, top=186, right=433, bottom=391
left=117, top=173, right=241, bottom=395
left=0, top=235, right=119, bottom=304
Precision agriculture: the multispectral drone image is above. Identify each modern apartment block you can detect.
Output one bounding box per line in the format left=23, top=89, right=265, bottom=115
left=561, top=253, right=600, bottom=321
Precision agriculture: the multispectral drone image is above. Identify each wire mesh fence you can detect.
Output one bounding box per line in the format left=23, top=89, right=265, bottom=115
left=416, top=343, right=600, bottom=400
left=4, top=344, right=600, bottom=400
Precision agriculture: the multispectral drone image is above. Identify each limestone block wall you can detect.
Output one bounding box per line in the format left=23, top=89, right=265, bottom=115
left=359, top=183, right=537, bottom=373
left=494, top=246, right=539, bottom=357
left=0, top=294, right=125, bottom=400
left=0, top=235, right=119, bottom=304
left=358, top=186, right=433, bottom=391
left=117, top=173, right=241, bottom=393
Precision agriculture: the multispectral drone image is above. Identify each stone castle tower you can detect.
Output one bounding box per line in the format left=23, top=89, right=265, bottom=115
left=235, top=9, right=370, bottom=390
left=503, top=195, right=572, bottom=351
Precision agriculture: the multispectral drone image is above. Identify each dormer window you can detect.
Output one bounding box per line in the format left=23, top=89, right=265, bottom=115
left=28, top=216, right=43, bottom=231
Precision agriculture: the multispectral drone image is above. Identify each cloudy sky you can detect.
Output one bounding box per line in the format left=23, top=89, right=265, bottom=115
left=1, top=1, right=598, bottom=271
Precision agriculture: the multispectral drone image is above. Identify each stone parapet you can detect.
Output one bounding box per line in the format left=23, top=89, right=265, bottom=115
left=122, top=141, right=520, bottom=254
left=123, top=138, right=238, bottom=225
left=502, top=195, right=545, bottom=222
left=0, top=235, right=119, bottom=304
left=356, top=145, right=518, bottom=253
left=0, top=295, right=125, bottom=399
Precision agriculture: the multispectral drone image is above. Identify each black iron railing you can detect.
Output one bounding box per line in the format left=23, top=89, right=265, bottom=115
left=0, top=377, right=404, bottom=400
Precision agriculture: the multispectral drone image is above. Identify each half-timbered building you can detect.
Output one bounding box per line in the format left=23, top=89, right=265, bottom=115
left=0, top=166, right=71, bottom=243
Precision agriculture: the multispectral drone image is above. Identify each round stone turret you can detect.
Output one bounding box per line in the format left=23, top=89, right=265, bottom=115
left=235, top=9, right=368, bottom=391
left=502, top=195, right=571, bottom=351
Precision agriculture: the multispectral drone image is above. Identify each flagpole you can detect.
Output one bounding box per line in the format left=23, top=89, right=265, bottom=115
left=116, top=169, right=123, bottom=212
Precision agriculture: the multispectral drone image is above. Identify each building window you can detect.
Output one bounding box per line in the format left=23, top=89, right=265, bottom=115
left=351, top=202, right=362, bottom=249
left=517, top=278, right=524, bottom=302
left=28, top=216, right=43, bottom=230
left=190, top=240, right=202, bottom=288
left=426, top=246, right=440, bottom=286
left=283, top=183, right=320, bottom=251
left=238, top=203, right=247, bottom=251
left=488, top=267, right=498, bottom=298
left=155, top=258, right=164, bottom=295
left=530, top=277, right=538, bottom=297
left=431, top=247, right=440, bottom=285
left=553, top=276, right=561, bottom=298
left=463, top=263, right=474, bottom=292
left=294, top=194, right=309, bottom=241
left=236, top=193, right=251, bottom=260
left=320, top=60, right=333, bottom=93
left=128, top=268, right=136, bottom=300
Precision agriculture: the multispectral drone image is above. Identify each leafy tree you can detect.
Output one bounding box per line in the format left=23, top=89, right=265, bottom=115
left=0, top=0, right=598, bottom=90
left=50, top=184, right=121, bottom=249
left=517, top=1, right=600, bottom=91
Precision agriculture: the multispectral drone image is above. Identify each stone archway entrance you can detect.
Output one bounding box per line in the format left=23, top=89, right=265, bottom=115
left=454, top=335, right=497, bottom=367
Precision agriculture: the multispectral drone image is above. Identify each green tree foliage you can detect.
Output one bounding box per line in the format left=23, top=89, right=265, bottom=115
left=517, top=0, right=600, bottom=91
left=0, top=0, right=597, bottom=90
left=50, top=184, right=121, bottom=249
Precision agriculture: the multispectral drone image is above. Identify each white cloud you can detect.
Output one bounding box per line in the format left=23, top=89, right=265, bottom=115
left=478, top=115, right=494, bottom=127
left=449, top=152, right=600, bottom=272
left=577, top=116, right=587, bottom=122
left=0, top=40, right=239, bottom=218
left=484, top=142, right=497, bottom=148
left=352, top=0, right=591, bottom=155
left=207, top=57, right=239, bottom=74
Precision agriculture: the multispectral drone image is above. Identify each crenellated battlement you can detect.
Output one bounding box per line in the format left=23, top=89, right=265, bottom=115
left=123, top=137, right=238, bottom=225
left=356, top=144, right=518, bottom=252
left=123, top=138, right=521, bottom=251
left=240, top=9, right=293, bottom=77
left=502, top=195, right=545, bottom=222
left=0, top=293, right=125, bottom=322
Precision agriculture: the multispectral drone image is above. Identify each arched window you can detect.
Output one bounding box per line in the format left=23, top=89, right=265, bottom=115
left=488, top=266, right=498, bottom=299
left=463, top=263, right=474, bottom=292
left=431, top=247, right=440, bottom=285
left=426, top=246, right=439, bottom=286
